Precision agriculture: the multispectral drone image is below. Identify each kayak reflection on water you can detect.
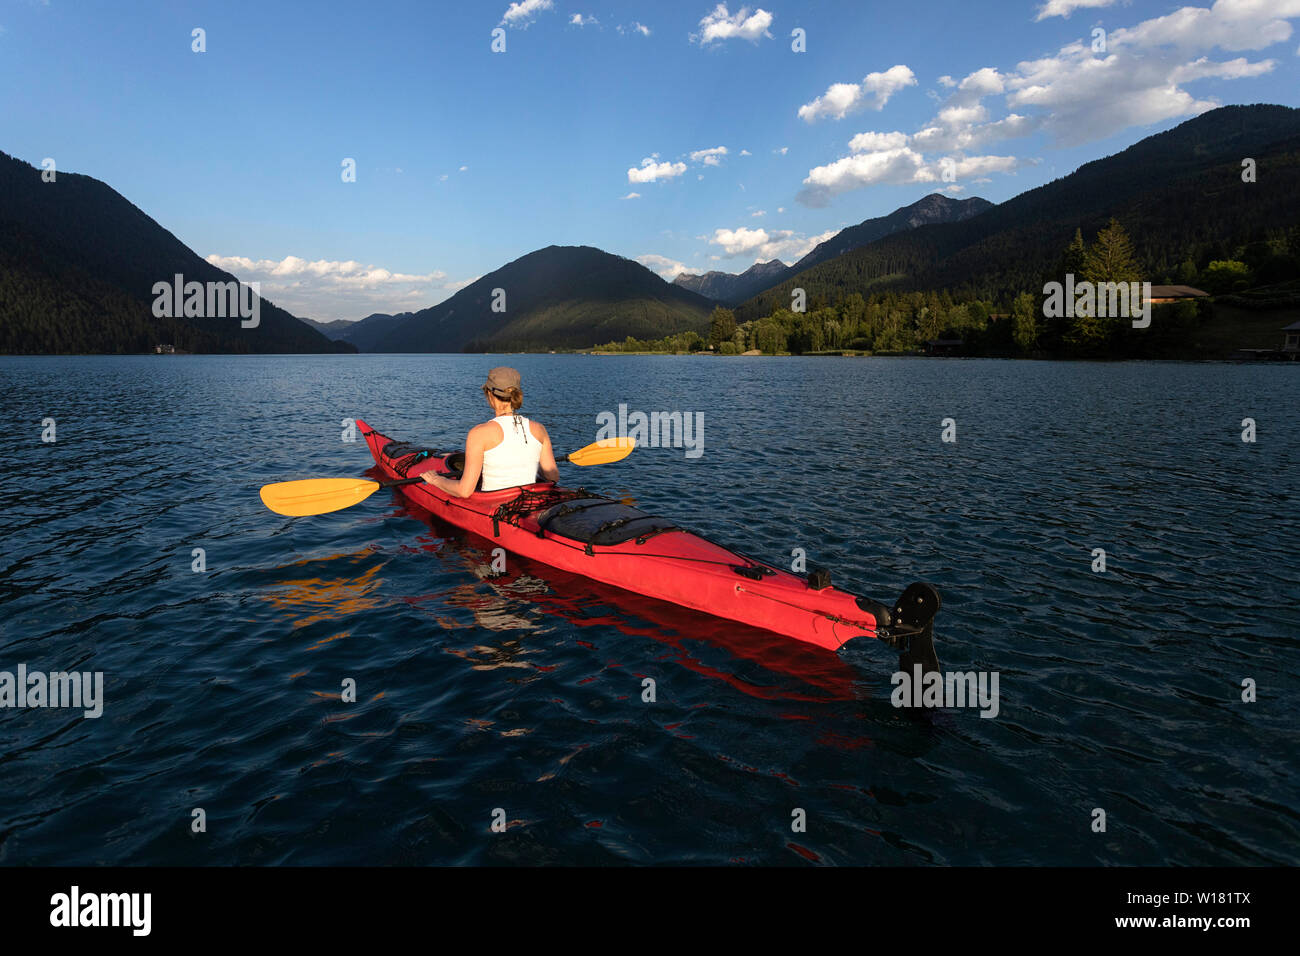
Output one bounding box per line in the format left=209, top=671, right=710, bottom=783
left=421, top=366, right=560, bottom=497
left=383, top=493, right=866, bottom=705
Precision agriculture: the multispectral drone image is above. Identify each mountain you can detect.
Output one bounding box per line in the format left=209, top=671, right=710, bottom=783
left=302, top=317, right=353, bottom=336
left=736, top=105, right=1300, bottom=321
left=302, top=312, right=415, bottom=351
left=327, top=312, right=414, bottom=351
left=0, top=151, right=353, bottom=354
left=674, top=194, right=991, bottom=308
left=673, top=259, right=789, bottom=305
left=786, top=193, right=993, bottom=276
left=371, top=245, right=714, bottom=352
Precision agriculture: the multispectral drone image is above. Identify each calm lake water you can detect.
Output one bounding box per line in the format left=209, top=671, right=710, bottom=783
left=0, top=354, right=1296, bottom=865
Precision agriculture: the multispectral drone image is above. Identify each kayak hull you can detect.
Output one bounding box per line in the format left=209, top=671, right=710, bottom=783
left=358, top=419, right=900, bottom=654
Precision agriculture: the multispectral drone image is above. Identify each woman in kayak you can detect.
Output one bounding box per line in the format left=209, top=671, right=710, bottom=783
left=421, top=366, right=560, bottom=497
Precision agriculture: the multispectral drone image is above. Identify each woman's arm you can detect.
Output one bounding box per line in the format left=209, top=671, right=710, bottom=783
left=422, top=425, right=488, bottom=498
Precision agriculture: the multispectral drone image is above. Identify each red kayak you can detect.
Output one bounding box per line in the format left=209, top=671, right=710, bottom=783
left=357, top=419, right=940, bottom=670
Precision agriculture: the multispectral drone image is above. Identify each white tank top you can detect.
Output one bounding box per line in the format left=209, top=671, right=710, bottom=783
left=480, top=414, right=542, bottom=492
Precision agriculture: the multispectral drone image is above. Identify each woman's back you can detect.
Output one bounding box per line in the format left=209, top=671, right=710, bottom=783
left=421, top=366, right=559, bottom=500
left=480, top=414, right=543, bottom=491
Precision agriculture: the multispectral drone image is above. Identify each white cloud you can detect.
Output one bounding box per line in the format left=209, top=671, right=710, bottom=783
left=1035, top=0, right=1118, bottom=21
left=813, top=0, right=1294, bottom=174
left=847, top=130, right=911, bottom=152
left=937, top=104, right=986, bottom=126
left=622, top=191, right=641, bottom=199
left=993, top=1, right=1298, bottom=146
left=912, top=112, right=1036, bottom=151
left=796, top=134, right=1025, bottom=207
left=205, top=254, right=458, bottom=322
left=797, top=65, right=917, bottom=121
left=209, top=256, right=444, bottom=286
left=751, top=209, right=765, bottom=217
left=693, top=4, right=774, bottom=44
left=690, top=145, right=729, bottom=165
left=793, top=61, right=1031, bottom=205
left=636, top=254, right=693, bottom=280
left=628, top=156, right=687, bottom=182
left=1008, top=53, right=1238, bottom=146
left=459, top=165, right=468, bottom=172
left=797, top=148, right=928, bottom=204
left=1169, top=55, right=1275, bottom=82
left=958, top=66, right=1005, bottom=97
left=708, top=225, right=838, bottom=262
left=618, top=21, right=651, bottom=36
left=710, top=227, right=776, bottom=256
left=947, top=154, right=1024, bottom=178
left=740, top=148, right=752, bottom=155
left=774, top=146, right=788, bottom=155
left=439, top=174, right=448, bottom=181
left=1110, top=0, right=1300, bottom=52
left=500, top=0, right=553, bottom=28
left=570, top=13, right=598, bottom=26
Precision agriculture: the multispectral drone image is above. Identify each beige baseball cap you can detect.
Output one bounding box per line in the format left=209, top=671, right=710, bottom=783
left=484, top=366, right=522, bottom=396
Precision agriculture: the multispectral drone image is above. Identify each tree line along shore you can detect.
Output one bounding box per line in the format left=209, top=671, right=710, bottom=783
left=591, top=221, right=1300, bottom=361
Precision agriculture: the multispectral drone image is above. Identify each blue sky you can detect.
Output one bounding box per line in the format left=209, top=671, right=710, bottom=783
left=2, top=0, right=1298, bottom=320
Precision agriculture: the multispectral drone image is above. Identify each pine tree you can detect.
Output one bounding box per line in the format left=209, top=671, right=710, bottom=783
left=1083, top=219, right=1141, bottom=284
left=1061, top=228, right=1086, bottom=279
left=708, top=306, right=736, bottom=348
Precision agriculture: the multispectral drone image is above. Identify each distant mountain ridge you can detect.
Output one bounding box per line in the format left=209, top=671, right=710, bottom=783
left=787, top=193, right=993, bottom=276
left=301, top=317, right=352, bottom=336
left=673, top=193, right=992, bottom=308
left=316, top=312, right=415, bottom=351
left=368, top=245, right=714, bottom=352
left=0, top=151, right=351, bottom=354
left=673, top=259, right=789, bottom=306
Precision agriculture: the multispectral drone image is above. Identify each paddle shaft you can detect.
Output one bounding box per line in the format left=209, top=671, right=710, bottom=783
left=380, top=451, right=582, bottom=489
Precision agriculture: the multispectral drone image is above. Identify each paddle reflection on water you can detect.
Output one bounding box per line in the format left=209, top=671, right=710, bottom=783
left=262, top=555, right=388, bottom=634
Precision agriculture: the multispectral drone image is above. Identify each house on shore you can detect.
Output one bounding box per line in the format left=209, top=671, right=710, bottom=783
left=1149, top=285, right=1209, bottom=304
left=1283, top=321, right=1300, bottom=355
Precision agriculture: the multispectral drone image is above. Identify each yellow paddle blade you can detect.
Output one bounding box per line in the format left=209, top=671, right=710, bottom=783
left=566, top=436, right=636, bottom=467
left=259, top=477, right=384, bottom=517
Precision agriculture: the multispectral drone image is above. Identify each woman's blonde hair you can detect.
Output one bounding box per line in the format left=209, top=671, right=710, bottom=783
left=485, top=384, right=524, bottom=411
